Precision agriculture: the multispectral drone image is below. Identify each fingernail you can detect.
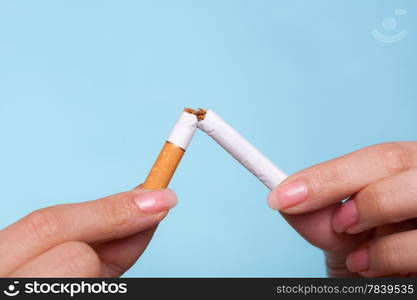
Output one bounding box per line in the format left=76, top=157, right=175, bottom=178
left=268, top=180, right=308, bottom=210
left=134, top=189, right=177, bottom=213
left=346, top=247, right=369, bottom=273
left=332, top=200, right=358, bottom=233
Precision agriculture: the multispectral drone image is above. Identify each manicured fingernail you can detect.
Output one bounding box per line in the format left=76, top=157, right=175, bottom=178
left=134, top=189, right=177, bottom=213
left=346, top=247, right=369, bottom=273
left=268, top=180, right=308, bottom=210
left=332, top=200, right=358, bottom=233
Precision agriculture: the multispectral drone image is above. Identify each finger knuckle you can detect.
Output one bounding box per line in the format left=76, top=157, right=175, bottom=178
left=100, top=194, right=133, bottom=236
left=375, top=143, right=410, bottom=174
left=365, top=184, right=393, bottom=222
left=64, top=241, right=101, bottom=276
left=373, top=237, right=401, bottom=271
left=310, top=163, right=348, bottom=194
left=25, top=208, right=61, bottom=245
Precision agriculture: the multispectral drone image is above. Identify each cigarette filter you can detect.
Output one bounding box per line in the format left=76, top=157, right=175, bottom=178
left=142, top=109, right=198, bottom=189
left=197, top=110, right=287, bottom=190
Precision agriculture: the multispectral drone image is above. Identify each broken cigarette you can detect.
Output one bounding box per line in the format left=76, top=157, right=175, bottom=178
left=142, top=109, right=199, bottom=189
left=143, top=107, right=286, bottom=191
left=196, top=109, right=287, bottom=190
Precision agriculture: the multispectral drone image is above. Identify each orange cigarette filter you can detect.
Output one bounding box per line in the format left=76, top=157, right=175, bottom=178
left=142, top=142, right=185, bottom=189
left=142, top=108, right=205, bottom=190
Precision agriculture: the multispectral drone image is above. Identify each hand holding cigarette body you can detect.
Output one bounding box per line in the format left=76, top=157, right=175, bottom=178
left=3, top=108, right=417, bottom=279
left=269, top=142, right=417, bottom=278
left=0, top=188, right=177, bottom=277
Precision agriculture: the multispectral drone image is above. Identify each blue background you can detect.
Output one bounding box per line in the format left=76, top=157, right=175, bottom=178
left=0, top=0, right=416, bottom=277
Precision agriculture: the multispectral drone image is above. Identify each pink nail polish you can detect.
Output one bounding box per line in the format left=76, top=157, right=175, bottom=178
left=268, top=181, right=308, bottom=210
left=134, top=189, right=177, bottom=213
left=346, top=247, right=369, bottom=273
left=332, top=200, right=358, bottom=233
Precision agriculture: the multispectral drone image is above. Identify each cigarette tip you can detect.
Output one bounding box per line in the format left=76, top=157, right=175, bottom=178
left=184, top=107, right=207, bottom=121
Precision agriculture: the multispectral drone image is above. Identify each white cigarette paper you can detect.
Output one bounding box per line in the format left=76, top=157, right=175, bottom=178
left=197, top=110, right=287, bottom=190
left=167, top=111, right=198, bottom=150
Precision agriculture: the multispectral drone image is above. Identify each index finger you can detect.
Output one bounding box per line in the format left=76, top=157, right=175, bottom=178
left=268, top=142, right=417, bottom=214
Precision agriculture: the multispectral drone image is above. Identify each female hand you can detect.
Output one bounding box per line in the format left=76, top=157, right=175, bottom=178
left=0, top=188, right=177, bottom=277
left=268, top=142, right=417, bottom=277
